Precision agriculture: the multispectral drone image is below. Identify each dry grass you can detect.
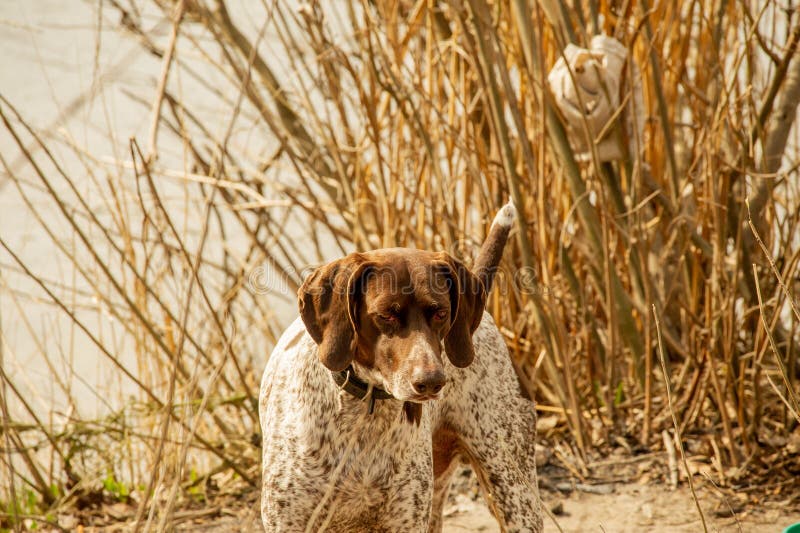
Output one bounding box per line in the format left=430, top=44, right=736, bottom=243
left=1, top=0, right=799, bottom=529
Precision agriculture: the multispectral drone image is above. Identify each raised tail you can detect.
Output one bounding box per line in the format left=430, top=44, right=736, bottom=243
left=474, top=199, right=516, bottom=294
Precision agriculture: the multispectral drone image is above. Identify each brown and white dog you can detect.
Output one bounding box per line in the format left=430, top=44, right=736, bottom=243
left=259, top=202, right=543, bottom=532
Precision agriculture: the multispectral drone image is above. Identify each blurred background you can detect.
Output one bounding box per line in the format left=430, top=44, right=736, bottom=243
left=0, top=0, right=798, bottom=529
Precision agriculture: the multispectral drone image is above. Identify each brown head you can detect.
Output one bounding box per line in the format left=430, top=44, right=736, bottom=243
left=298, top=248, right=486, bottom=403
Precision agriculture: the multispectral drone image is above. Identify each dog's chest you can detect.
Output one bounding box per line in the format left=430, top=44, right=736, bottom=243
left=303, top=398, right=433, bottom=523
left=329, top=398, right=430, bottom=484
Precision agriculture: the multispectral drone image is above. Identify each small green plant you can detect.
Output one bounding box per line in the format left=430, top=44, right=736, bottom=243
left=186, top=468, right=205, bottom=503
left=1, top=488, right=40, bottom=531
left=614, top=382, right=625, bottom=407
left=102, top=472, right=130, bottom=503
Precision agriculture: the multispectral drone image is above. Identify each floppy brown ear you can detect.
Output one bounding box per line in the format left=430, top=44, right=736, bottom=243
left=440, top=254, right=486, bottom=368
left=298, top=254, right=370, bottom=372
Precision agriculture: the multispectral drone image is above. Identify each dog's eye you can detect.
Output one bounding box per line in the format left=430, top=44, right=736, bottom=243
left=378, top=313, right=398, bottom=324
left=433, top=309, right=448, bottom=321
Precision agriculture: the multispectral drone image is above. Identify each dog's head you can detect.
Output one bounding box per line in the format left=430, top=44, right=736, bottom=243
left=298, top=248, right=486, bottom=402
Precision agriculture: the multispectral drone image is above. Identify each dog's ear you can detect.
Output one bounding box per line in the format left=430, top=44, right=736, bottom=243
left=439, top=253, right=486, bottom=368
left=298, top=254, right=371, bottom=372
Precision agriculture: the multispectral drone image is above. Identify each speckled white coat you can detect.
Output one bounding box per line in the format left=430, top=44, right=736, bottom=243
left=260, top=313, right=543, bottom=532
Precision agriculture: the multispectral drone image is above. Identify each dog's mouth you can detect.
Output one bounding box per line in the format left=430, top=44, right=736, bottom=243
left=409, top=393, right=441, bottom=403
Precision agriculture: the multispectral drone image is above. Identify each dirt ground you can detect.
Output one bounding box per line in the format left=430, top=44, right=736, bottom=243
left=159, top=480, right=797, bottom=533
left=61, top=456, right=800, bottom=532
left=444, top=483, right=798, bottom=532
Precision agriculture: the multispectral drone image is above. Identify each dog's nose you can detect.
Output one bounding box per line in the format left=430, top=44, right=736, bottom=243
left=411, top=369, right=446, bottom=395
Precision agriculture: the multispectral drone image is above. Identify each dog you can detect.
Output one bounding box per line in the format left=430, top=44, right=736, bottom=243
left=259, top=201, right=543, bottom=532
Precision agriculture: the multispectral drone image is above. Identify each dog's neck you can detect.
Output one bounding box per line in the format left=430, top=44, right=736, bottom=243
left=331, top=364, right=422, bottom=425
left=331, top=365, right=392, bottom=408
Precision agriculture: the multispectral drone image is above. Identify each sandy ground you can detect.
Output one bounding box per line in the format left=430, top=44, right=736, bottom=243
left=62, top=455, right=800, bottom=532
left=443, top=483, right=798, bottom=532
left=159, top=480, right=798, bottom=533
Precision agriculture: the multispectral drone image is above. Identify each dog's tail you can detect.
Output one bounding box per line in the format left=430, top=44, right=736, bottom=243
left=474, top=199, right=516, bottom=294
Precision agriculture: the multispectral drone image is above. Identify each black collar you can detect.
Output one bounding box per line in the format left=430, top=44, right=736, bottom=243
left=331, top=365, right=393, bottom=414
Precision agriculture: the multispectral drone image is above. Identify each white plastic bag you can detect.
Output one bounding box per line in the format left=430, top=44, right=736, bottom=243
left=547, top=35, right=645, bottom=162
